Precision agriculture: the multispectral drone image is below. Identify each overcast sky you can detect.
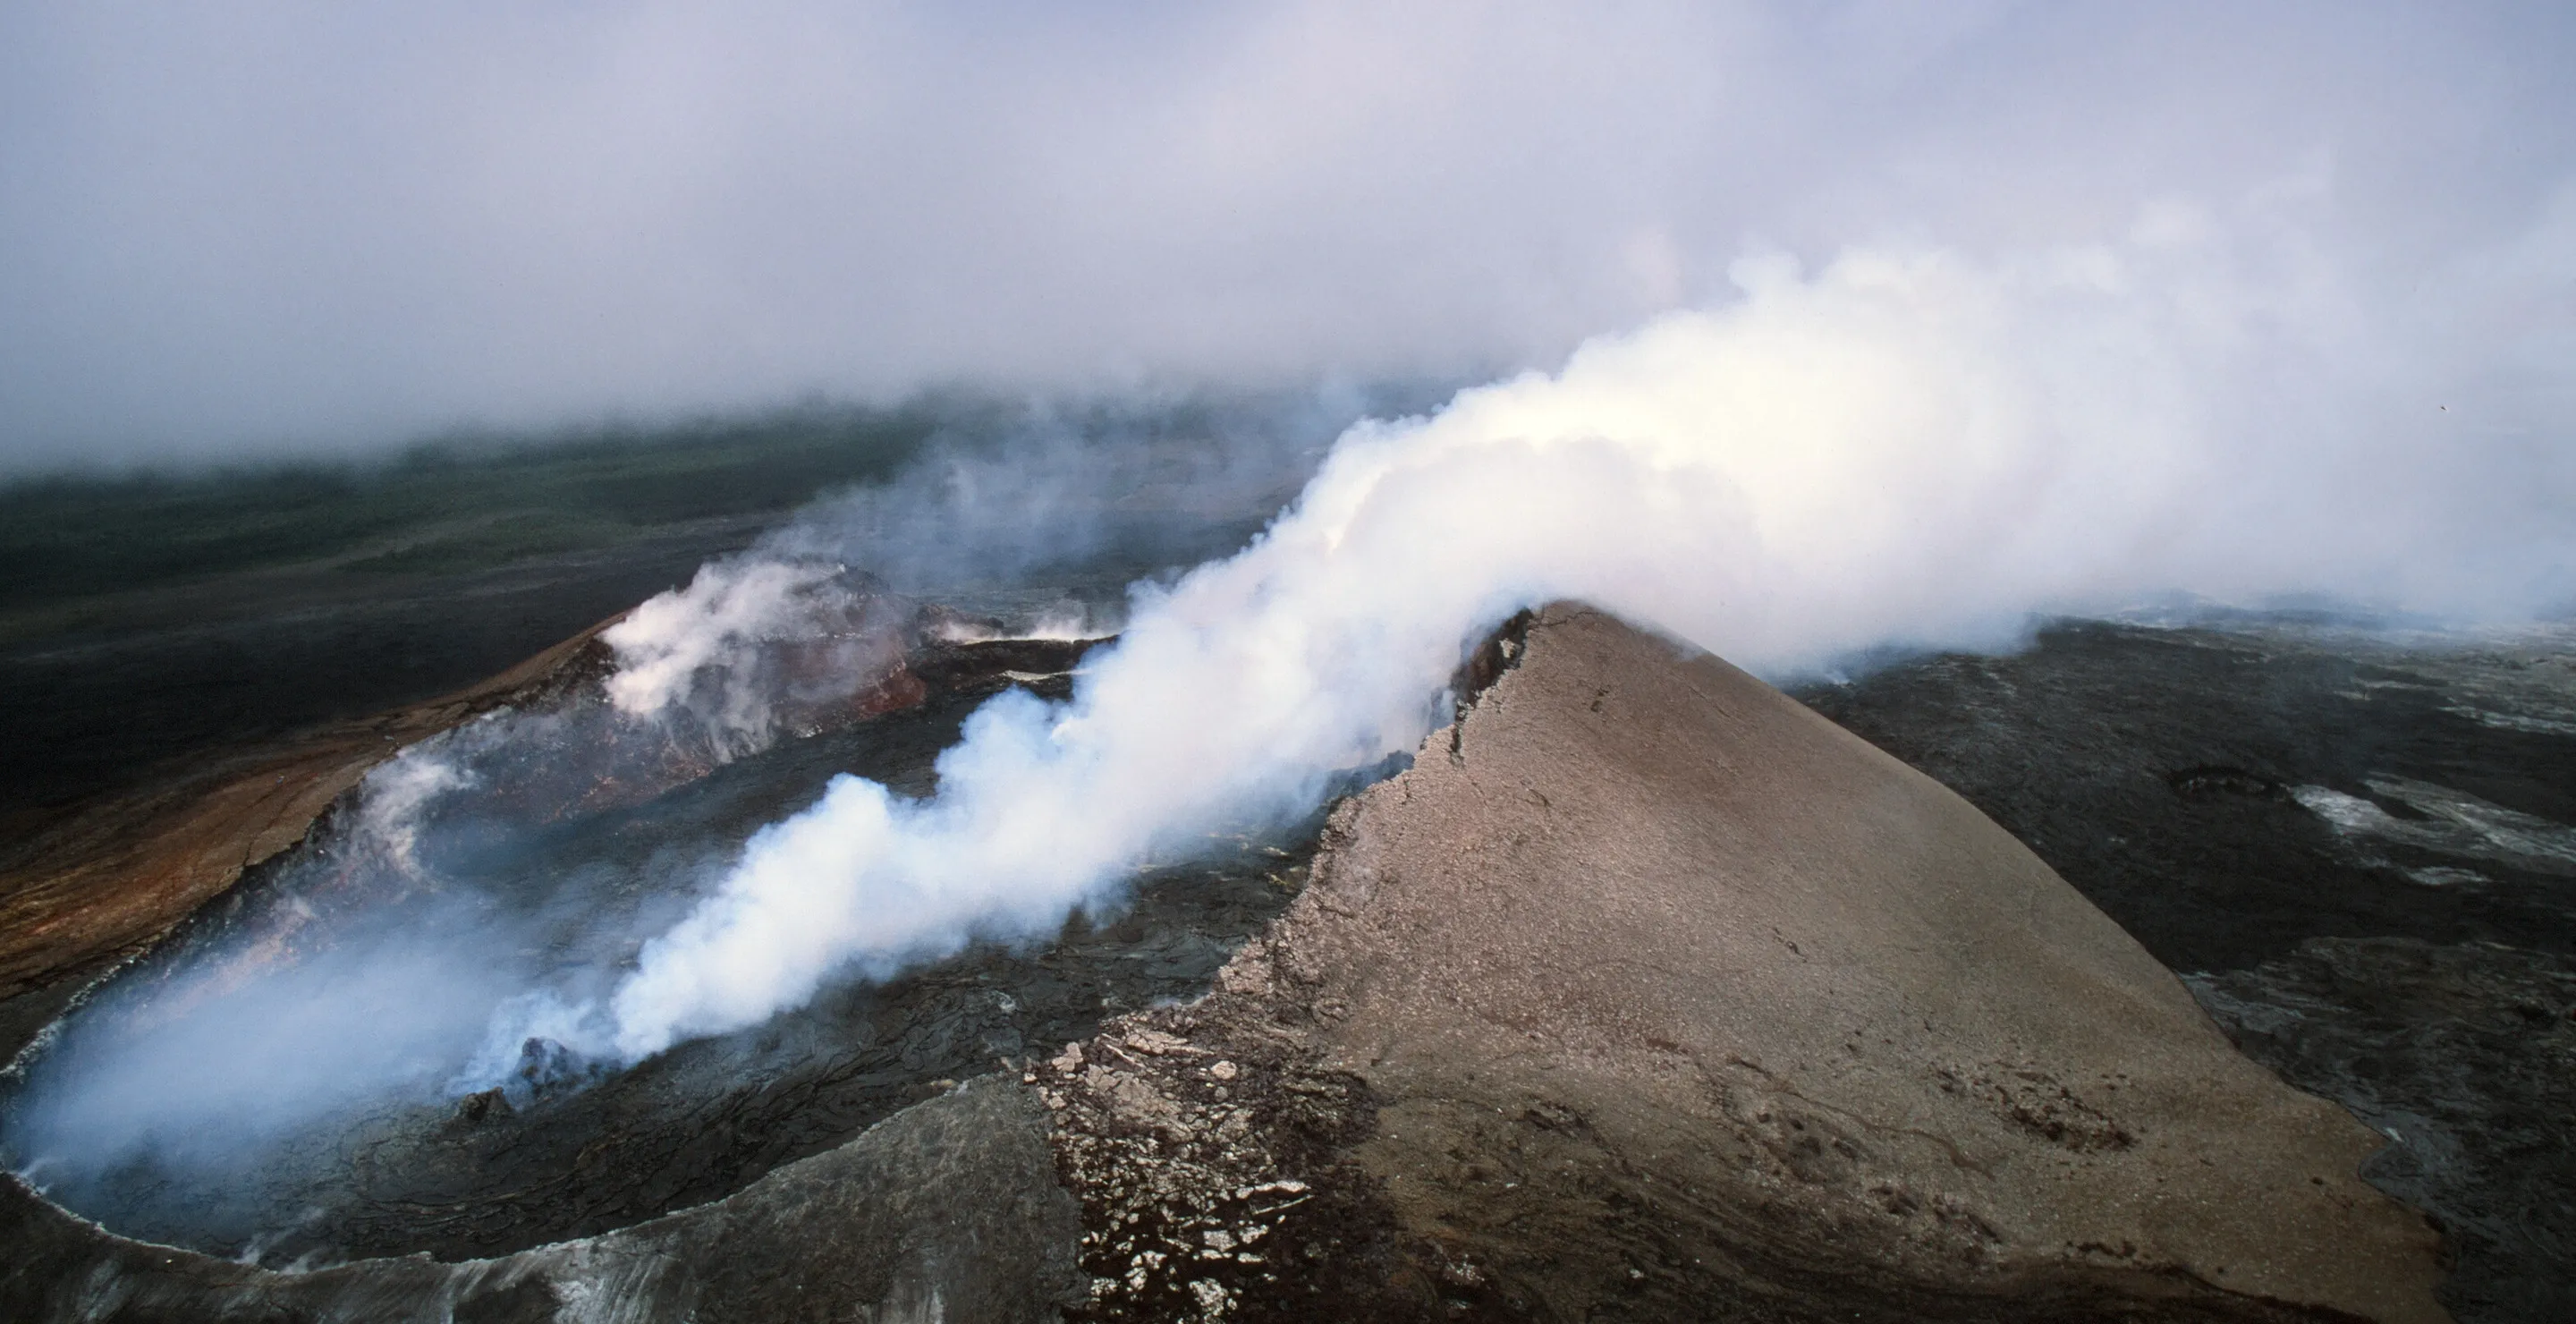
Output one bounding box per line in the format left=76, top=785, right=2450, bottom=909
left=1, top=2, right=2571, bottom=470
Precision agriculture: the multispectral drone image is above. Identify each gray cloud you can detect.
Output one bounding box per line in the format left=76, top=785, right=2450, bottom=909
left=3, top=2, right=2571, bottom=468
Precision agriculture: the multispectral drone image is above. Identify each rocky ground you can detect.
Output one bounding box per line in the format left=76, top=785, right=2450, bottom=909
left=0, top=607, right=2566, bottom=1321
left=1800, top=617, right=2576, bottom=1321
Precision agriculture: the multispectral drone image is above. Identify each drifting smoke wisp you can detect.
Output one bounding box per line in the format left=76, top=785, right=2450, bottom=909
left=0, top=387, right=1378, bottom=1186
left=7, top=734, right=539, bottom=1173
left=4, top=576, right=918, bottom=1176
left=580, top=202, right=2576, bottom=1060
left=601, top=559, right=881, bottom=751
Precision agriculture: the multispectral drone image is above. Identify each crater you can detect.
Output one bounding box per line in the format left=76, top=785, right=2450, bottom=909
left=0, top=601, right=1328, bottom=1266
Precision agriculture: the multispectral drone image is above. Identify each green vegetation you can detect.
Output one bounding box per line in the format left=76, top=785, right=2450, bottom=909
left=0, top=403, right=950, bottom=616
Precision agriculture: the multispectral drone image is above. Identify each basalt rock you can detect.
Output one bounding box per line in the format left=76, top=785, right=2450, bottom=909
left=1796, top=615, right=2576, bottom=1321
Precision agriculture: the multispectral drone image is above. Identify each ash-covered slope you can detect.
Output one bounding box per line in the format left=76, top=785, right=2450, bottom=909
left=1044, top=605, right=2446, bottom=1321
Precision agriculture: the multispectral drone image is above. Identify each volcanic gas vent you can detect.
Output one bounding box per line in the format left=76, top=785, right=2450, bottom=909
left=0, top=594, right=1317, bottom=1265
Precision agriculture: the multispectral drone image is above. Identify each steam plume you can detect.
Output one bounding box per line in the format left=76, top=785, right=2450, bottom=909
left=589, top=204, right=2576, bottom=1058
left=9, top=199, right=2571, bottom=1192
left=0, top=388, right=1373, bottom=1181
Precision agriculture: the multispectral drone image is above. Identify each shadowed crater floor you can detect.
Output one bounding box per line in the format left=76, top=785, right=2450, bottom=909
left=0, top=630, right=1329, bottom=1267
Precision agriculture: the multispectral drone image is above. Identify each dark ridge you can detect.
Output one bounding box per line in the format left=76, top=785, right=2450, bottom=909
left=1451, top=607, right=1538, bottom=710
left=1448, top=607, right=1536, bottom=762
left=2168, top=765, right=2288, bottom=800
left=0, top=625, right=1310, bottom=1265
left=911, top=634, right=1112, bottom=701
left=0, top=403, right=944, bottom=615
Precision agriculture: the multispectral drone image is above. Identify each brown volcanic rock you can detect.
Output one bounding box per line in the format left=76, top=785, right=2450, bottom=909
left=0, top=598, right=1098, bottom=1005
left=0, top=613, right=625, bottom=1001
left=1044, top=605, right=2447, bottom=1321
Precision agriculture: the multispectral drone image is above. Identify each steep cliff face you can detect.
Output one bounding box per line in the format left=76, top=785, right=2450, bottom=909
left=0, top=604, right=2448, bottom=1321
left=1041, top=605, right=2446, bottom=1322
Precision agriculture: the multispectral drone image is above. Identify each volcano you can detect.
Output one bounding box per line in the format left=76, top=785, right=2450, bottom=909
left=0, top=587, right=1340, bottom=1268
left=6, top=603, right=2548, bottom=1322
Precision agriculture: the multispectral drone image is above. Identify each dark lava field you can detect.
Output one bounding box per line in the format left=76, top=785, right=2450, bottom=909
left=0, top=425, right=2569, bottom=1320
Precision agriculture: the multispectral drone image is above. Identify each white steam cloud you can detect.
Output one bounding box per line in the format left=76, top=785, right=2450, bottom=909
left=9, top=191, right=2572, bottom=1201
left=0, top=388, right=1381, bottom=1185
left=601, top=557, right=875, bottom=757
left=9, top=2, right=2576, bottom=1217
left=581, top=199, right=2576, bottom=1058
